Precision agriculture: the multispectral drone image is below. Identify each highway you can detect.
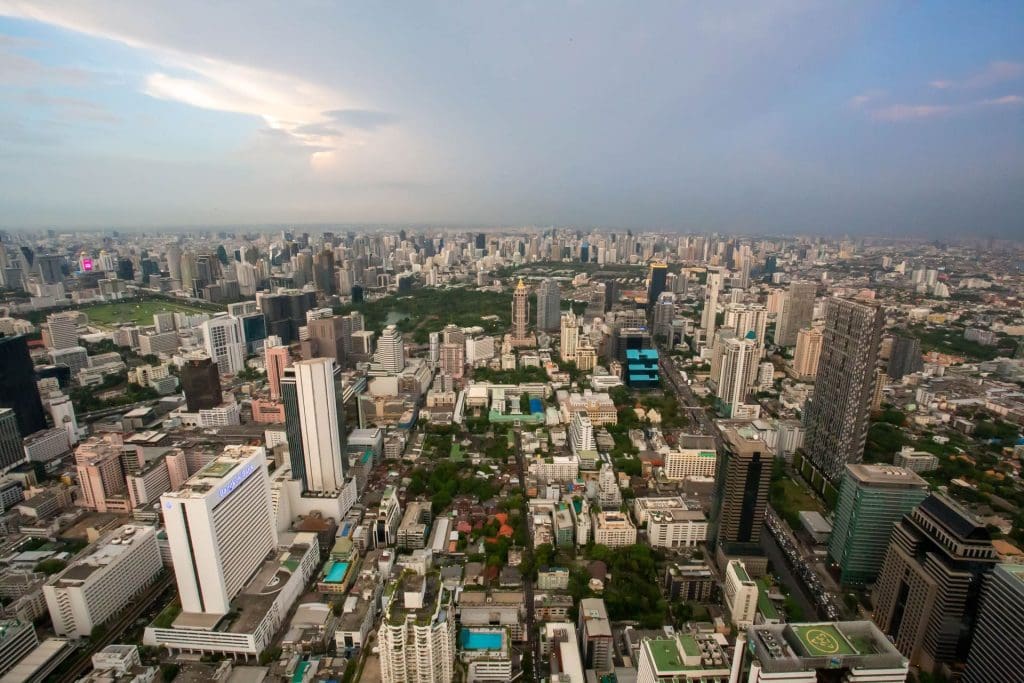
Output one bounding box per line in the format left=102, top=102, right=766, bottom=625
left=513, top=426, right=541, bottom=681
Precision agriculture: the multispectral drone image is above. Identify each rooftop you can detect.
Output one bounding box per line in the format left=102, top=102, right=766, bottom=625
left=846, top=463, right=928, bottom=488
left=749, top=621, right=907, bottom=674
left=52, top=526, right=154, bottom=587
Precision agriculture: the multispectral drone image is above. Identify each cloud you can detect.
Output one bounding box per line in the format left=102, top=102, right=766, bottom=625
left=323, top=109, right=398, bottom=131
left=848, top=89, right=885, bottom=108
left=0, top=38, right=91, bottom=85
left=930, top=60, right=1024, bottom=89
left=869, top=95, right=1023, bottom=122
left=19, top=91, right=120, bottom=123
left=0, top=2, right=389, bottom=166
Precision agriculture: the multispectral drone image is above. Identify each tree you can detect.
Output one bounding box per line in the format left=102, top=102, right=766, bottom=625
left=34, top=558, right=67, bottom=575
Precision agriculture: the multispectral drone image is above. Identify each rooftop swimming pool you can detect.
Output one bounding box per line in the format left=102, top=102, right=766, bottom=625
left=324, top=561, right=349, bottom=583
left=460, top=628, right=503, bottom=651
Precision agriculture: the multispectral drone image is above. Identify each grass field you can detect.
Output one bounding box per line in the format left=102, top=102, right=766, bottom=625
left=81, top=300, right=220, bottom=327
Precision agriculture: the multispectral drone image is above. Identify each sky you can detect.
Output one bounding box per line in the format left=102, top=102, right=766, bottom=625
left=0, top=1, right=1022, bottom=237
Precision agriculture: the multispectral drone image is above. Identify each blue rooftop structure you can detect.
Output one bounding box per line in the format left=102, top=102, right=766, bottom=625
left=625, top=349, right=660, bottom=389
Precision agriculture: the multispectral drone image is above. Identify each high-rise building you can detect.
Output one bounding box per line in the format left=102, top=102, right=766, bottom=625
left=161, top=446, right=276, bottom=615
left=653, top=292, right=676, bottom=342
left=511, top=278, right=532, bottom=345
left=792, top=325, right=823, bottom=380
left=303, top=315, right=346, bottom=365
left=264, top=344, right=291, bottom=401
left=281, top=359, right=347, bottom=494
left=570, top=410, right=595, bottom=455
left=439, top=342, right=465, bottom=379
left=715, top=336, right=758, bottom=417
left=43, top=525, right=162, bottom=637
left=44, top=311, right=80, bottom=350
left=378, top=572, right=455, bottom=683
left=578, top=598, right=613, bottom=674
left=536, top=278, right=561, bottom=331
left=774, top=281, right=816, bottom=347
left=724, top=560, right=758, bottom=628
left=801, top=298, right=884, bottom=482
left=560, top=311, right=579, bottom=362
left=873, top=494, right=997, bottom=673
left=711, top=427, right=773, bottom=554
left=723, top=303, right=768, bottom=344
left=47, top=393, right=79, bottom=446
left=646, top=262, right=668, bottom=311
left=374, top=325, right=405, bottom=373
left=0, top=619, right=37, bottom=678
left=827, top=464, right=928, bottom=585
left=180, top=355, right=222, bottom=412
left=201, top=315, right=245, bottom=375
left=701, top=268, right=722, bottom=344
left=0, top=409, right=24, bottom=472
left=743, top=621, right=909, bottom=683
left=0, top=335, right=46, bottom=437
left=887, top=335, right=923, bottom=381
left=963, top=564, right=1024, bottom=683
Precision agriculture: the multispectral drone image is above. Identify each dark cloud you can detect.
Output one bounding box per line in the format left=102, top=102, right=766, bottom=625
left=322, top=109, right=398, bottom=131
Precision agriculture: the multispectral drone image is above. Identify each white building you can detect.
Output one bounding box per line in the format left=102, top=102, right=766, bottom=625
left=532, top=455, right=580, bottom=483
left=160, top=446, right=276, bottom=615
left=45, top=312, right=80, bottom=350
left=724, top=560, right=758, bottom=629
left=378, top=573, right=455, bottom=683
left=593, top=512, right=636, bottom=548
left=560, top=312, right=579, bottom=362
left=201, top=315, right=245, bottom=375
left=43, top=525, right=162, bottom=638
left=662, top=438, right=718, bottom=481
left=569, top=411, right=595, bottom=455
left=635, top=631, right=731, bottom=683
left=716, top=336, right=759, bottom=416
left=47, top=394, right=79, bottom=446
left=292, top=358, right=347, bottom=494
left=375, top=325, right=405, bottom=373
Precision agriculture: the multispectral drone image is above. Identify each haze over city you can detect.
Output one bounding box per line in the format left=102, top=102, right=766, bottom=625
left=1, top=2, right=1023, bottom=236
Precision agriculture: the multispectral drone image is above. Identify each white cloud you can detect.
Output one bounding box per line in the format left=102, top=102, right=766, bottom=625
left=869, top=95, right=1023, bottom=122
left=930, top=60, right=1024, bottom=90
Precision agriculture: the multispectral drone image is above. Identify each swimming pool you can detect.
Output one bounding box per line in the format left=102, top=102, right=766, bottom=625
left=460, top=629, right=503, bottom=650
left=324, top=561, right=349, bottom=583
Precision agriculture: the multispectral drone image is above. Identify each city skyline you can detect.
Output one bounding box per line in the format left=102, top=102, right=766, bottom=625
left=0, top=3, right=1022, bottom=236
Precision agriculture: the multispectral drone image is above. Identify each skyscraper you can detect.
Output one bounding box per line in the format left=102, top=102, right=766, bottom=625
left=511, top=278, right=532, bottom=346
left=792, top=325, right=824, bottom=380
left=374, top=324, right=405, bottom=373
left=201, top=314, right=246, bottom=375
left=281, top=358, right=347, bottom=494
left=0, top=409, right=24, bottom=472
left=161, top=446, right=276, bottom=615
left=180, top=354, right=222, bottom=412
left=653, top=292, right=676, bottom=342
left=827, top=464, right=928, bottom=585
left=378, top=572, right=455, bottom=683
left=711, top=426, right=773, bottom=554
left=963, top=564, right=1024, bottom=683
left=715, top=336, right=759, bottom=417
left=774, top=281, right=816, bottom=347
left=873, top=494, right=997, bottom=673
left=701, top=268, right=722, bottom=344
left=264, top=343, right=291, bottom=401
left=801, top=298, right=885, bottom=482
left=887, top=335, right=923, bottom=381
left=0, top=335, right=46, bottom=437
left=303, top=315, right=346, bottom=365
left=560, top=311, right=579, bottom=362
left=44, top=311, right=80, bottom=350
left=646, top=262, right=668, bottom=311
left=535, top=278, right=561, bottom=331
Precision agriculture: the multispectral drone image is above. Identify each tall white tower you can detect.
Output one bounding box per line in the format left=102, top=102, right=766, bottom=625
left=293, top=358, right=347, bottom=493
left=201, top=314, right=245, bottom=376
left=375, top=325, right=405, bottom=373
left=560, top=311, right=579, bottom=362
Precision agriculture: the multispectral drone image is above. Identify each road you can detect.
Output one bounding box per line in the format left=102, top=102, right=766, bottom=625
left=55, top=573, right=175, bottom=683
left=759, top=523, right=818, bottom=620
left=513, top=426, right=541, bottom=681
left=658, top=353, right=723, bottom=450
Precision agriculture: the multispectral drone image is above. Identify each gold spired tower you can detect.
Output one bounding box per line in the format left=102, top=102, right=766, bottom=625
left=511, top=278, right=535, bottom=347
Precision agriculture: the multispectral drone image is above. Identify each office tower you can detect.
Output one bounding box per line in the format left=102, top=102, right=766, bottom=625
left=179, top=251, right=196, bottom=294
left=0, top=335, right=46, bottom=437
left=887, top=335, right=923, bottom=381
left=801, top=298, right=885, bottom=482
left=339, top=311, right=364, bottom=362
left=792, top=325, right=823, bottom=380
left=560, top=311, right=579, bottom=362
left=603, top=279, right=618, bottom=312
left=378, top=572, right=455, bottom=683
left=439, top=342, right=465, bottom=379
left=180, top=355, right=222, bottom=412
left=0, top=409, right=23, bottom=472
left=536, top=278, right=561, bottom=331
left=578, top=598, right=613, bottom=674
left=201, top=315, right=245, bottom=375
left=166, top=244, right=182, bottom=282
left=511, top=278, right=531, bottom=345
left=282, top=359, right=347, bottom=493
left=711, top=427, right=773, bottom=553
left=743, top=621, right=909, bottom=683
left=49, top=346, right=88, bottom=377
left=303, top=315, right=346, bottom=365
left=0, top=619, right=37, bottom=678
left=570, top=410, right=595, bottom=454
left=264, top=344, right=291, bottom=400
left=653, top=292, right=676, bottom=342
left=701, top=268, right=722, bottom=343
left=646, top=262, right=668, bottom=311
left=873, top=494, right=997, bottom=673
left=374, top=324, right=405, bottom=373
left=716, top=336, right=758, bottom=417
left=827, top=464, right=928, bottom=585
left=161, top=446, right=276, bottom=615
left=963, top=564, right=1024, bottom=683
left=44, top=311, right=80, bottom=350
left=48, top=393, right=79, bottom=446
left=313, top=248, right=335, bottom=295
left=774, top=281, right=816, bottom=347
left=43, top=525, right=162, bottom=637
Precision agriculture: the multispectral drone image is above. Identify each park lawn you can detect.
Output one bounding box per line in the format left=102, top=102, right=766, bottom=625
left=771, top=477, right=825, bottom=528
left=82, top=300, right=219, bottom=326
